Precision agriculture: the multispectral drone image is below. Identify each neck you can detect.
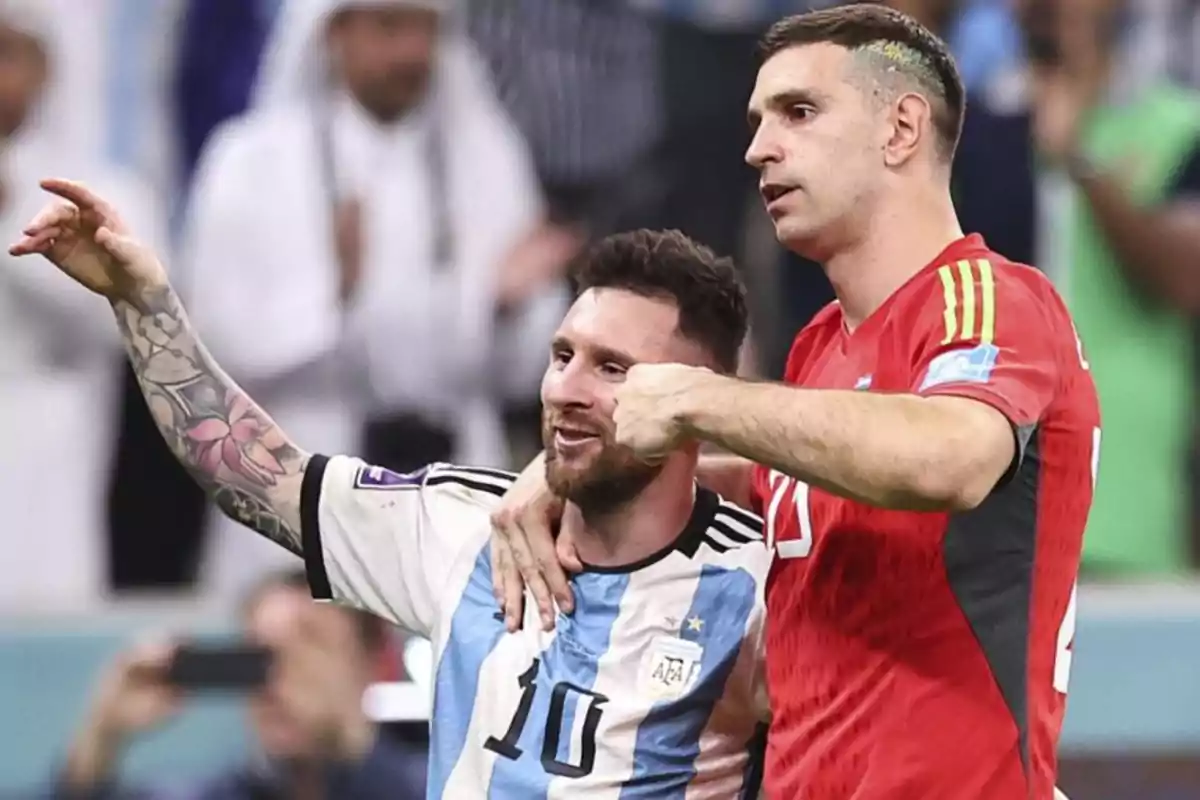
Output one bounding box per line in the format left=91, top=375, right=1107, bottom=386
left=563, top=459, right=699, bottom=569
left=825, top=179, right=963, bottom=330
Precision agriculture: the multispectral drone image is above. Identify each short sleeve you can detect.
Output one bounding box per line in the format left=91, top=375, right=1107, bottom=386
left=909, top=261, right=1060, bottom=429
left=299, top=455, right=513, bottom=636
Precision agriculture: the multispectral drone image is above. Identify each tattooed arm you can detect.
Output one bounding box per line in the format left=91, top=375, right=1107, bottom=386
left=8, top=178, right=310, bottom=554
left=113, top=286, right=308, bottom=555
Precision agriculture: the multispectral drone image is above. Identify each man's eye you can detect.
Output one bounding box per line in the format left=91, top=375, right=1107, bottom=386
left=789, top=104, right=815, bottom=120
left=551, top=350, right=571, bottom=365
left=600, top=362, right=627, bottom=377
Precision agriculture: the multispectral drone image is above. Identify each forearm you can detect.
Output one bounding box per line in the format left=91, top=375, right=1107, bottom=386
left=112, top=284, right=307, bottom=554
left=682, top=379, right=1002, bottom=511
left=1073, top=166, right=1200, bottom=312
left=58, top=723, right=123, bottom=797
left=697, top=454, right=755, bottom=509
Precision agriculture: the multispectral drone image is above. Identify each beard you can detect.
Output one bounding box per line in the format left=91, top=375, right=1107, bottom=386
left=542, top=416, right=661, bottom=514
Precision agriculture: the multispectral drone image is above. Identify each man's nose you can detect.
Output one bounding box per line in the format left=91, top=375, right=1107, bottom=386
left=745, top=124, right=781, bottom=169
left=544, top=365, right=594, bottom=410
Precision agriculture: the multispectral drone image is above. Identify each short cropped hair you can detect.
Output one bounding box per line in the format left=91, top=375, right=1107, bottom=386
left=759, top=4, right=965, bottom=161
left=568, top=230, right=749, bottom=373
left=243, top=568, right=390, bottom=656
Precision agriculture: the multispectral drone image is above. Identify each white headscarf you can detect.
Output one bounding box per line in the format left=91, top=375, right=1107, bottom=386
left=213, top=0, right=554, bottom=467
left=254, top=0, right=465, bottom=113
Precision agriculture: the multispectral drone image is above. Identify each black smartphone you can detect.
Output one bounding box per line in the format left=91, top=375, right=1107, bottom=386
left=166, top=643, right=273, bottom=691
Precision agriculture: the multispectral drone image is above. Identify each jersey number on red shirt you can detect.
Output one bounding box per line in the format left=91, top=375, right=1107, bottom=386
left=764, top=469, right=813, bottom=559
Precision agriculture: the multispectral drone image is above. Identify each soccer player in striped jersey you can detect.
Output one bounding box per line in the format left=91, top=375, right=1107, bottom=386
left=9, top=182, right=770, bottom=799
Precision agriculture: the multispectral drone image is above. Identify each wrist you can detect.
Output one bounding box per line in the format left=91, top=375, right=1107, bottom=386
left=63, top=721, right=124, bottom=787
left=109, top=278, right=172, bottom=311
left=674, top=370, right=728, bottom=438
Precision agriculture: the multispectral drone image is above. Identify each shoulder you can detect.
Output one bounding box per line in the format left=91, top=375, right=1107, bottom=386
left=198, top=105, right=313, bottom=171
left=903, top=247, right=1063, bottom=319
left=424, top=463, right=519, bottom=500
left=986, top=254, right=1072, bottom=327
left=321, top=456, right=516, bottom=510
left=708, top=497, right=764, bottom=548
left=685, top=495, right=770, bottom=579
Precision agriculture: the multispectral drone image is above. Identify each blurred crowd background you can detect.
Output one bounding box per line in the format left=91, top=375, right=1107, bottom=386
left=0, top=0, right=1198, bottom=797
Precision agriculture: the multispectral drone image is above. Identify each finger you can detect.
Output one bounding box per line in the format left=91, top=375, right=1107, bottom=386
left=23, top=203, right=76, bottom=234
left=40, top=178, right=110, bottom=215
left=507, top=521, right=555, bottom=629
left=495, top=540, right=525, bottom=633
left=489, top=537, right=506, bottom=606
left=8, top=229, right=60, bottom=256
left=529, top=519, right=574, bottom=616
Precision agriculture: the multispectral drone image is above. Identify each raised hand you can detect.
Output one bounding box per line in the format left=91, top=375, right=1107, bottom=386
left=7, top=178, right=167, bottom=301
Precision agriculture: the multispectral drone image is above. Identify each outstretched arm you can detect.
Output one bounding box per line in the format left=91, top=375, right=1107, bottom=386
left=8, top=178, right=308, bottom=555
left=113, top=285, right=307, bottom=554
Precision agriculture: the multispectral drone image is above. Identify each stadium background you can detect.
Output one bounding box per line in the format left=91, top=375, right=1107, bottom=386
left=2, top=0, right=1199, bottom=797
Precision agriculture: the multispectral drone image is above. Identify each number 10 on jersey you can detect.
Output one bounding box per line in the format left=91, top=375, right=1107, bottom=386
left=766, top=469, right=814, bottom=559
left=484, top=658, right=608, bottom=778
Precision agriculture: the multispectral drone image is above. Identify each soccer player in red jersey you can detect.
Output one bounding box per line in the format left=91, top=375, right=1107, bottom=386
left=491, top=6, right=1098, bottom=799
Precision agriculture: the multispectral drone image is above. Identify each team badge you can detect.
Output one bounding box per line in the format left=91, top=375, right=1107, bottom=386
left=640, top=636, right=704, bottom=700
left=919, top=343, right=999, bottom=391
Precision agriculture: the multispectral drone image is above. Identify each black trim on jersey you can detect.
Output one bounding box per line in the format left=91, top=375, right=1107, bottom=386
left=580, top=488, right=719, bottom=573
left=425, top=473, right=509, bottom=497
left=943, top=426, right=1042, bottom=787
left=710, top=517, right=756, bottom=544
left=716, top=502, right=761, bottom=532
left=445, top=465, right=519, bottom=482
left=300, top=454, right=333, bottom=601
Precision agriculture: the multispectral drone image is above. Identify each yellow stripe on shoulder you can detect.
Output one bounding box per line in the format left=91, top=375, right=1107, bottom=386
left=977, top=258, right=996, bottom=344
left=956, top=259, right=976, bottom=341
left=936, top=264, right=957, bottom=344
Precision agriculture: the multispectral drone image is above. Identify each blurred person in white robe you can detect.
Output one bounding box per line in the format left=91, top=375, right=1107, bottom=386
left=0, top=0, right=162, bottom=610
left=181, top=0, right=568, bottom=598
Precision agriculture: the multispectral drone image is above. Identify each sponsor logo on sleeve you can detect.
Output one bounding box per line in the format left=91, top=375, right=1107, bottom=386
left=353, top=464, right=428, bottom=490
left=919, top=343, right=999, bottom=391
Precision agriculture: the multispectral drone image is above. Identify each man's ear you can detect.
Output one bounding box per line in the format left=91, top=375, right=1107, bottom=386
left=883, top=92, right=932, bottom=167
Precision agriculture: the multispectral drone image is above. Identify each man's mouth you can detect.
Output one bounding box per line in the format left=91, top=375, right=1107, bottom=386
left=553, top=425, right=600, bottom=448
left=760, top=183, right=797, bottom=205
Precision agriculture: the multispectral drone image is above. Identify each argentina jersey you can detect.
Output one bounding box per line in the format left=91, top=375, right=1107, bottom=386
left=300, top=455, right=771, bottom=799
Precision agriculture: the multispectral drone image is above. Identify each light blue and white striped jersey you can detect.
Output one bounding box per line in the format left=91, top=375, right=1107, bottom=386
left=301, top=455, right=771, bottom=799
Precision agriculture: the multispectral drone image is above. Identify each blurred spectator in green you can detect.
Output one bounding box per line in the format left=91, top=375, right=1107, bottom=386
left=958, top=0, right=1200, bottom=575
left=53, top=570, right=425, bottom=800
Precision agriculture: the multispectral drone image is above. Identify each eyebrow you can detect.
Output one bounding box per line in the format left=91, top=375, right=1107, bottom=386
left=747, top=88, right=827, bottom=128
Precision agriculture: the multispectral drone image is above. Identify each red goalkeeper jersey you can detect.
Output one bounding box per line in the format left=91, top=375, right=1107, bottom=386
left=752, top=235, right=1099, bottom=799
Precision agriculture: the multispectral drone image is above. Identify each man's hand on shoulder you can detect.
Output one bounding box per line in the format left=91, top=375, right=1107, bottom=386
left=490, top=452, right=574, bottom=632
